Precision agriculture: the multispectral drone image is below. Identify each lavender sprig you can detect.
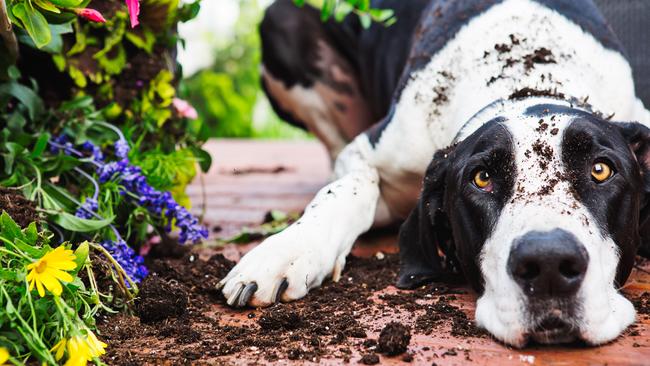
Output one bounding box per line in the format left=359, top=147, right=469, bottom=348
left=100, top=239, right=148, bottom=284
left=51, top=134, right=208, bottom=245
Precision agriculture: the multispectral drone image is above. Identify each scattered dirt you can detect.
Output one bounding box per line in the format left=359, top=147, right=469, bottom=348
left=0, top=188, right=40, bottom=227
left=97, top=250, right=486, bottom=364
left=377, top=322, right=411, bottom=355
left=225, top=166, right=290, bottom=175
left=508, top=87, right=565, bottom=100
left=360, top=353, right=380, bottom=365
left=523, top=47, right=556, bottom=70
left=633, top=292, right=650, bottom=316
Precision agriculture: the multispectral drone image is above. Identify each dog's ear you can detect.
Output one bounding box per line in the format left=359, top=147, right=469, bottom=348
left=396, top=146, right=453, bottom=289
left=618, top=122, right=650, bottom=258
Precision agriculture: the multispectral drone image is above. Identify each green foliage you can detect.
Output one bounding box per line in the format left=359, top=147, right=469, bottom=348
left=295, top=0, right=396, bottom=27
left=0, top=0, right=208, bottom=363
left=0, top=213, right=129, bottom=365
left=6, top=0, right=78, bottom=50
left=131, top=148, right=197, bottom=207
left=182, top=0, right=310, bottom=139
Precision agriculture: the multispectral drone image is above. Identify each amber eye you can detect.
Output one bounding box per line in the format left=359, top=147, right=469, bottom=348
left=473, top=170, right=492, bottom=189
left=591, top=162, right=613, bottom=183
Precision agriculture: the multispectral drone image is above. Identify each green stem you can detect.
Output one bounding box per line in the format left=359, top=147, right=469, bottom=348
left=0, top=288, right=57, bottom=365
left=0, top=237, right=33, bottom=260
left=23, top=279, right=38, bottom=331
left=89, top=243, right=137, bottom=299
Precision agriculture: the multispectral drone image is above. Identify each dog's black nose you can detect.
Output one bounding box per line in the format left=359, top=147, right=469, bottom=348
left=508, top=229, right=588, bottom=298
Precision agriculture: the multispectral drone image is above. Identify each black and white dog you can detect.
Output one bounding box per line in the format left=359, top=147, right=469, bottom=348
left=218, top=0, right=650, bottom=347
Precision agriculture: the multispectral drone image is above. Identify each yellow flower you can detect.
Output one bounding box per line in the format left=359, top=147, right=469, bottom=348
left=26, top=246, right=76, bottom=297
left=0, top=347, right=9, bottom=365
left=63, top=332, right=107, bottom=366
left=85, top=332, right=107, bottom=358
left=65, top=336, right=89, bottom=366
left=51, top=338, right=66, bottom=361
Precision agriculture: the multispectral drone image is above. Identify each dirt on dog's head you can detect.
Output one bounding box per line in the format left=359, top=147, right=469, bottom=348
left=397, top=97, right=650, bottom=347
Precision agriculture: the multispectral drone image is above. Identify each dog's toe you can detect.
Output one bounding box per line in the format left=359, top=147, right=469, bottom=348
left=219, top=225, right=340, bottom=308
left=236, top=282, right=258, bottom=307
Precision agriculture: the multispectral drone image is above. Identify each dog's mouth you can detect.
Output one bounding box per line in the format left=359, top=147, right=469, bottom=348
left=529, top=316, right=578, bottom=344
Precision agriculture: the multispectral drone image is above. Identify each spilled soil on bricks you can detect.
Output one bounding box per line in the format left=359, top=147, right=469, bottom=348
left=97, top=250, right=488, bottom=365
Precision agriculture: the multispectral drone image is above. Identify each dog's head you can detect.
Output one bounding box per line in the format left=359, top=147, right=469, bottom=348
left=397, top=98, right=650, bottom=347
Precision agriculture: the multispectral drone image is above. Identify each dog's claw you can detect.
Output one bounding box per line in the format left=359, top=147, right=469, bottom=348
left=237, top=282, right=258, bottom=307
left=227, top=283, right=244, bottom=307
left=273, top=278, right=289, bottom=303
left=216, top=279, right=226, bottom=290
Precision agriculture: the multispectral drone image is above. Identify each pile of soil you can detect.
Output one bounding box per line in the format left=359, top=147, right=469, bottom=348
left=377, top=322, right=411, bottom=355
left=0, top=188, right=39, bottom=227
left=98, top=251, right=486, bottom=364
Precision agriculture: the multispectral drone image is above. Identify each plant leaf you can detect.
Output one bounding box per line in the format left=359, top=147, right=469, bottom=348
left=0, top=211, right=23, bottom=242
left=0, top=82, right=45, bottom=121
left=47, top=0, right=84, bottom=7
left=12, top=3, right=51, bottom=48
left=51, top=212, right=114, bottom=233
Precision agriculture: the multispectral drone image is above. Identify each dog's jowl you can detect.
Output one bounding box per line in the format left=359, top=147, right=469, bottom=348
left=219, top=0, right=650, bottom=346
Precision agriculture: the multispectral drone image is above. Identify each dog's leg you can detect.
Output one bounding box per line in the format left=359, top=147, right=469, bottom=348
left=218, top=136, right=380, bottom=307
left=260, top=0, right=374, bottom=160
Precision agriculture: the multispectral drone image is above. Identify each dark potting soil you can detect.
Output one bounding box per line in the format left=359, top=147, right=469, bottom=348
left=377, top=322, right=411, bottom=355
left=98, top=251, right=485, bottom=365
left=0, top=188, right=40, bottom=228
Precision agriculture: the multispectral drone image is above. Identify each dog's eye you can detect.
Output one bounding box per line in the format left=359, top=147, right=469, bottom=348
left=591, top=162, right=613, bottom=183
left=473, top=170, right=492, bottom=190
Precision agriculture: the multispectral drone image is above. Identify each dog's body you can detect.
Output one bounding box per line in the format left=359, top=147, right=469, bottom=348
left=219, top=0, right=650, bottom=346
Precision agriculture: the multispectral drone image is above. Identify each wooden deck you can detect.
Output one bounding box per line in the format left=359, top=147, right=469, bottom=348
left=187, top=139, right=650, bottom=365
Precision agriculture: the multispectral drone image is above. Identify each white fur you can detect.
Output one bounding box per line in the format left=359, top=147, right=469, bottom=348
left=219, top=137, right=380, bottom=306
left=471, top=99, right=635, bottom=346
left=221, top=0, right=647, bottom=345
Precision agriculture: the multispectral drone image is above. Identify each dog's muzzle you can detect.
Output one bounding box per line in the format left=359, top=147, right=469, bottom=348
left=507, top=229, right=589, bottom=343
left=508, top=229, right=588, bottom=298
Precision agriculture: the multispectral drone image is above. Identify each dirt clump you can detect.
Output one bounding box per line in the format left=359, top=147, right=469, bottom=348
left=258, top=306, right=303, bottom=330
left=360, top=353, right=380, bottom=365
left=0, top=188, right=40, bottom=227
left=135, top=274, right=189, bottom=323
left=377, top=322, right=411, bottom=355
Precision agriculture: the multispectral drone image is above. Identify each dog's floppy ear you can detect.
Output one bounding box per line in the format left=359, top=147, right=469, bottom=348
left=396, top=146, right=453, bottom=289
left=618, top=122, right=650, bottom=258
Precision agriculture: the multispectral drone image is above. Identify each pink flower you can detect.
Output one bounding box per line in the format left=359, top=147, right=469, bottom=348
left=75, top=8, right=106, bottom=23
left=125, top=0, right=140, bottom=28
left=173, top=98, right=198, bottom=120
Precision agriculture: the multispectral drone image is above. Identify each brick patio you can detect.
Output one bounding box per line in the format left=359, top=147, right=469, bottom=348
left=186, top=139, right=650, bottom=365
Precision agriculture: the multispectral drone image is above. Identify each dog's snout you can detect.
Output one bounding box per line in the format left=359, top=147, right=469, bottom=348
left=508, top=229, right=588, bottom=298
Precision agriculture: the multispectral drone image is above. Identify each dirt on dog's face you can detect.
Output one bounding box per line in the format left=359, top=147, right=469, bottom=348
left=398, top=99, right=650, bottom=347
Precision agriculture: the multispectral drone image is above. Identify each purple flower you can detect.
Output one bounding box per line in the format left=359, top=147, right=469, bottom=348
left=115, top=139, right=130, bottom=159
left=50, top=135, right=74, bottom=155
left=98, top=159, right=129, bottom=182
left=75, top=198, right=98, bottom=219
left=81, top=141, right=105, bottom=162
left=50, top=134, right=208, bottom=246
left=100, top=239, right=148, bottom=284
left=98, top=158, right=207, bottom=244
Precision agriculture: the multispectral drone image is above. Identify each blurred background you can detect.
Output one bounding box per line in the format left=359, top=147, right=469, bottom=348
left=177, top=0, right=311, bottom=140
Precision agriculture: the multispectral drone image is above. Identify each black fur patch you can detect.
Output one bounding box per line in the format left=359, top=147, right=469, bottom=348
left=397, top=119, right=515, bottom=291
left=561, top=116, right=647, bottom=286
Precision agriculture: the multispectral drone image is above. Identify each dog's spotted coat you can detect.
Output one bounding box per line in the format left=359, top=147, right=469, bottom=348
left=219, top=0, right=650, bottom=346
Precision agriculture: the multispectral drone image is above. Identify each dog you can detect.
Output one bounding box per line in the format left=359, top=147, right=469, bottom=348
left=218, top=0, right=650, bottom=347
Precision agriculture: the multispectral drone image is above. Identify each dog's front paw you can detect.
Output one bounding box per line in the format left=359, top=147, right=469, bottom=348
left=217, top=226, right=343, bottom=308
